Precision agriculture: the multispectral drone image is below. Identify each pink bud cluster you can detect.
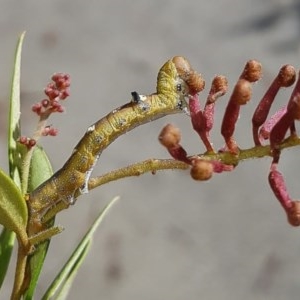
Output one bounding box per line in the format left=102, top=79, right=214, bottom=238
left=19, top=73, right=70, bottom=150
left=18, top=136, right=36, bottom=149
left=32, top=73, right=70, bottom=116
left=159, top=60, right=300, bottom=226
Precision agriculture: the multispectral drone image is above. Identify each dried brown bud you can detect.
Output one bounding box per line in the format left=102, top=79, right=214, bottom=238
left=240, top=60, right=262, bottom=82
left=186, top=71, right=205, bottom=95
left=278, top=65, right=296, bottom=87
left=207, top=75, right=228, bottom=103
left=158, top=124, right=181, bottom=148
left=190, top=159, right=213, bottom=181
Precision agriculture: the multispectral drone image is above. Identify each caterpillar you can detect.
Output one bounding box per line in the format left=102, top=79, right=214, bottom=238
left=27, top=56, right=204, bottom=233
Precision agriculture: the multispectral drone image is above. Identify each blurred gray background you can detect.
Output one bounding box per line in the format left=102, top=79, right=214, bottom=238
left=1, top=0, right=300, bottom=299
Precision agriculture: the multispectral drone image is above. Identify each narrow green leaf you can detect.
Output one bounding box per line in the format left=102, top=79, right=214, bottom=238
left=54, top=243, right=91, bottom=300
left=42, top=196, right=119, bottom=300
left=0, top=228, right=16, bottom=288
left=0, top=31, right=27, bottom=285
left=8, top=31, right=26, bottom=186
left=0, top=168, right=28, bottom=245
left=24, top=145, right=55, bottom=300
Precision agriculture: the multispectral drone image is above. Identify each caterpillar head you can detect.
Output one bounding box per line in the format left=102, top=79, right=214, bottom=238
left=156, top=56, right=205, bottom=98
left=172, top=56, right=205, bottom=96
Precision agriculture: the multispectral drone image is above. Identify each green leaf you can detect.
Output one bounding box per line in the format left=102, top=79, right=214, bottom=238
left=0, top=168, right=28, bottom=245
left=0, top=30, right=26, bottom=288
left=41, top=196, right=119, bottom=300
left=8, top=31, right=26, bottom=186
left=27, top=145, right=53, bottom=193
left=24, top=145, right=54, bottom=300
left=53, top=243, right=91, bottom=300
left=0, top=228, right=16, bottom=288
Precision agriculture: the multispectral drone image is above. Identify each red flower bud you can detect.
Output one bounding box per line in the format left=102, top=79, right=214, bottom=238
left=158, top=124, right=190, bottom=164
left=252, top=65, right=296, bottom=145
left=221, top=79, right=253, bottom=153
left=269, top=164, right=300, bottom=226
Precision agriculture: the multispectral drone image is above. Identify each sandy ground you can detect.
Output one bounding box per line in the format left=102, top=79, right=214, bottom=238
left=1, top=1, right=300, bottom=299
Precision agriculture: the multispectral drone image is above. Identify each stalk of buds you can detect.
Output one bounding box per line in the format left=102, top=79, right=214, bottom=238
left=159, top=58, right=300, bottom=226
left=19, top=73, right=71, bottom=149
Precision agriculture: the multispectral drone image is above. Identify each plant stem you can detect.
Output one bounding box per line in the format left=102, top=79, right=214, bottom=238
left=11, top=246, right=28, bottom=300
left=88, top=158, right=189, bottom=190
left=42, top=135, right=300, bottom=224
left=88, top=136, right=300, bottom=190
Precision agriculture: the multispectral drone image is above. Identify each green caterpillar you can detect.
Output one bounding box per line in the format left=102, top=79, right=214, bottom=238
left=27, top=56, right=204, bottom=234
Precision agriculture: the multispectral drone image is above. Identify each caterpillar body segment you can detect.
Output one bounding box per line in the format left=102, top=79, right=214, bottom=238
left=28, top=56, right=196, bottom=233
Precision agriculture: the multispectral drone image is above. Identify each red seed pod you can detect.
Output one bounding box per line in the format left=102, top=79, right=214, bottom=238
left=269, top=164, right=300, bottom=226
left=268, top=163, right=292, bottom=209
left=221, top=79, right=252, bottom=153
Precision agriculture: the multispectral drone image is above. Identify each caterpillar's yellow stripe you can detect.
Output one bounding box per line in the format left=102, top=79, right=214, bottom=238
left=28, top=56, right=199, bottom=232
